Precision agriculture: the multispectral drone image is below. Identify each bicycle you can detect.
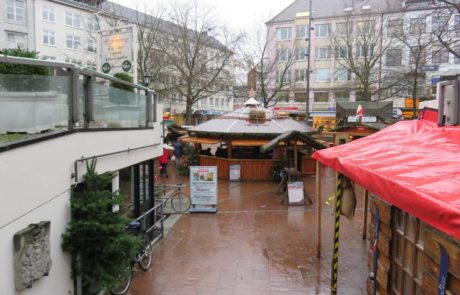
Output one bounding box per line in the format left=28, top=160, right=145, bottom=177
left=110, top=221, right=152, bottom=295
left=155, top=183, right=191, bottom=213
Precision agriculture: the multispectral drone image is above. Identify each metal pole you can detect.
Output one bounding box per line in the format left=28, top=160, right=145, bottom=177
left=316, top=161, right=322, bottom=258
left=306, top=0, right=313, bottom=124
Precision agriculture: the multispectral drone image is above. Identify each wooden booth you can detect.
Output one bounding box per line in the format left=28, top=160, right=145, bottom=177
left=313, top=113, right=460, bottom=294
left=180, top=98, right=322, bottom=181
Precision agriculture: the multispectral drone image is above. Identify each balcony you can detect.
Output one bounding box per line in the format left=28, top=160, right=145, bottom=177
left=0, top=56, right=156, bottom=148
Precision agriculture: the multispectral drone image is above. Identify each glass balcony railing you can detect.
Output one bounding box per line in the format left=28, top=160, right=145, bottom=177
left=0, top=56, right=156, bottom=147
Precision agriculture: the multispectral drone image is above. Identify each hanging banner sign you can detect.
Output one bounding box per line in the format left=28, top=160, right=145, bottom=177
left=190, top=166, right=218, bottom=213
left=99, top=26, right=135, bottom=75
left=347, top=115, right=377, bottom=123
left=287, top=181, right=304, bottom=205
left=229, top=164, right=241, bottom=181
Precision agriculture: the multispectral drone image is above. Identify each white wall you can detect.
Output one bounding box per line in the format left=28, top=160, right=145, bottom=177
left=0, top=117, right=163, bottom=294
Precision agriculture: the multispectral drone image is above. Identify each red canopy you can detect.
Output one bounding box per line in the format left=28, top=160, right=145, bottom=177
left=313, top=118, right=460, bottom=240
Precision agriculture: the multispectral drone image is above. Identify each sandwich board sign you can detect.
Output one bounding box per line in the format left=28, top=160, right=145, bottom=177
left=190, top=166, right=218, bottom=213
left=229, top=164, right=241, bottom=181
left=287, top=181, right=304, bottom=205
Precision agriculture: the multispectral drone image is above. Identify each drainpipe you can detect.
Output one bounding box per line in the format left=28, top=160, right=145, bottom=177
left=378, top=12, right=384, bottom=101
left=306, top=0, right=313, bottom=124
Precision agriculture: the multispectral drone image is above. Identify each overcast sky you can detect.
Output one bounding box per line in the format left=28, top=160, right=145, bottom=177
left=116, top=0, right=295, bottom=34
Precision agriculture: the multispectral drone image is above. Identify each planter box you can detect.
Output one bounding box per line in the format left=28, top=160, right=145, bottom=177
left=0, top=92, right=58, bottom=134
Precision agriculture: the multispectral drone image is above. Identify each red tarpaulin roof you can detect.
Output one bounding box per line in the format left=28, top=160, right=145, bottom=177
left=313, top=118, right=460, bottom=240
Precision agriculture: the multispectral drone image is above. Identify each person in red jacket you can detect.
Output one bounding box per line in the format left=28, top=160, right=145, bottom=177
left=159, top=148, right=170, bottom=178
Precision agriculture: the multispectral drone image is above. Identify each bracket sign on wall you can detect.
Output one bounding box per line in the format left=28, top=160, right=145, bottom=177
left=13, top=221, right=52, bottom=290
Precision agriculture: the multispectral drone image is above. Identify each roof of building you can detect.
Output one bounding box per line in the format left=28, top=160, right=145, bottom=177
left=266, top=0, right=402, bottom=24
left=313, top=117, right=460, bottom=240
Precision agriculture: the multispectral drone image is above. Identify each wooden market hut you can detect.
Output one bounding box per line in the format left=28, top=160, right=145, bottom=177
left=180, top=98, right=320, bottom=181
left=312, top=111, right=460, bottom=294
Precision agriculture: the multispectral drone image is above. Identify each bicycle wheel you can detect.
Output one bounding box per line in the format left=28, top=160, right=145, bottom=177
left=110, top=265, right=132, bottom=295
left=171, top=192, right=191, bottom=213
left=138, top=234, right=152, bottom=271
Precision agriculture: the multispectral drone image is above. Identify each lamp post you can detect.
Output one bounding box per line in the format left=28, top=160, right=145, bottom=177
left=306, top=0, right=313, bottom=125
left=143, top=72, right=151, bottom=87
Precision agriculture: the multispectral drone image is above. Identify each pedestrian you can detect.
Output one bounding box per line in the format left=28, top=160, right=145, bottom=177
left=173, top=140, right=184, bottom=166
left=159, top=148, right=170, bottom=178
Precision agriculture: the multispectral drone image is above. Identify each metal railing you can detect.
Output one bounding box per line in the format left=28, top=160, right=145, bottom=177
left=0, top=56, right=157, bottom=143
left=132, top=199, right=166, bottom=240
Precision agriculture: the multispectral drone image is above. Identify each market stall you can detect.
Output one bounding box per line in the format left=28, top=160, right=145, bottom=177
left=180, top=98, right=320, bottom=181
left=312, top=113, right=460, bottom=294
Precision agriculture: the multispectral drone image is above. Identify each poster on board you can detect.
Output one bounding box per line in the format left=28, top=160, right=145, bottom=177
left=190, top=166, right=218, bottom=213
left=287, top=181, right=304, bottom=205
left=229, top=164, right=241, bottom=181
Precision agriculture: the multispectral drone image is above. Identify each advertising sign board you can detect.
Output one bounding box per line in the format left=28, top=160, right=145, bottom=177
left=190, top=166, right=218, bottom=212
left=99, top=26, right=136, bottom=77
left=229, top=164, right=241, bottom=181
left=288, top=181, right=304, bottom=205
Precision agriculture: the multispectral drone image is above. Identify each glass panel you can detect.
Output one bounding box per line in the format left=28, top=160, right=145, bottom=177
left=415, top=284, right=423, bottom=295
left=404, top=242, right=414, bottom=274
left=78, top=78, right=85, bottom=126
left=393, top=208, right=404, bottom=231
left=394, top=264, right=403, bottom=291
left=92, top=83, right=146, bottom=128
left=0, top=73, right=70, bottom=143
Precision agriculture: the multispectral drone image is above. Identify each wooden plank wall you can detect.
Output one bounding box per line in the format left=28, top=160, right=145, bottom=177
left=198, top=156, right=275, bottom=181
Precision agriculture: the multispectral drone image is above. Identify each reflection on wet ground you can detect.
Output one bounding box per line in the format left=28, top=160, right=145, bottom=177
left=128, top=166, right=368, bottom=295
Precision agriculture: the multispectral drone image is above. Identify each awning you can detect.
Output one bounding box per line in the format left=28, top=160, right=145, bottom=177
left=231, top=139, right=269, bottom=147
left=313, top=118, right=460, bottom=240
left=179, top=136, right=221, bottom=144
left=261, top=130, right=327, bottom=152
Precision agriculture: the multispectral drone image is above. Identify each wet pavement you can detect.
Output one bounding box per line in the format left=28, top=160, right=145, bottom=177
left=128, top=166, right=369, bottom=295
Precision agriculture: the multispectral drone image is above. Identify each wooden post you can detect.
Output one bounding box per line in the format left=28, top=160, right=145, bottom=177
left=293, top=143, right=298, bottom=171
left=227, top=140, right=232, bottom=159
left=363, top=189, right=369, bottom=240
left=316, top=160, right=322, bottom=258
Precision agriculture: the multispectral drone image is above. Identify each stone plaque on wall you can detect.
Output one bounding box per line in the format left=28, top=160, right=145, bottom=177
left=13, top=221, right=52, bottom=290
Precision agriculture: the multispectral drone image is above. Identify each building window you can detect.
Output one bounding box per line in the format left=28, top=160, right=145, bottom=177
left=356, top=45, right=373, bottom=58
left=409, top=47, right=426, bottom=64
left=7, top=0, right=24, bottom=22
left=410, top=17, right=426, bottom=34
left=315, top=24, right=331, bottom=37
left=316, top=47, right=331, bottom=60
left=6, top=32, right=26, bottom=49
left=432, top=45, right=449, bottom=64
left=386, top=49, right=402, bottom=66
left=387, top=19, right=403, bottom=37
left=295, top=69, right=307, bottom=82
left=296, top=25, right=308, bottom=39
left=314, top=91, right=329, bottom=102
left=276, top=48, right=291, bottom=62
left=356, top=21, right=374, bottom=35
left=42, top=5, right=55, bottom=22
left=336, top=69, right=351, bottom=81
left=432, top=14, right=449, bottom=32
left=336, top=45, right=351, bottom=59
left=455, top=15, right=460, bottom=37
left=276, top=70, right=291, bottom=84
left=275, top=92, right=289, bottom=102
left=276, top=27, right=292, bottom=41
left=336, top=22, right=352, bottom=36
left=315, top=69, right=330, bottom=82
left=87, top=38, right=96, bottom=53
left=335, top=91, right=350, bottom=101
left=65, top=12, right=81, bottom=28
left=295, top=47, right=308, bottom=60
left=42, top=29, right=55, bottom=46
left=294, top=93, right=307, bottom=102
left=42, top=55, right=56, bottom=61
left=66, top=35, right=81, bottom=50
left=87, top=17, right=100, bottom=31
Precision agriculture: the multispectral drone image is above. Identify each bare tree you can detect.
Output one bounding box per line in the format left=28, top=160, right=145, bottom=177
left=155, top=0, right=242, bottom=124
left=329, top=12, right=393, bottom=101
left=240, top=24, right=295, bottom=108
left=428, top=1, right=460, bottom=59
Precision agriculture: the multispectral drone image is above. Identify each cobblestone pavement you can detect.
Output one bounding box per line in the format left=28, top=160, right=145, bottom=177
left=128, top=166, right=369, bottom=295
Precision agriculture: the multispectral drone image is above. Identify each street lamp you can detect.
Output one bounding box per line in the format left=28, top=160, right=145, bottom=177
left=306, top=0, right=313, bottom=125
left=143, top=72, right=151, bottom=87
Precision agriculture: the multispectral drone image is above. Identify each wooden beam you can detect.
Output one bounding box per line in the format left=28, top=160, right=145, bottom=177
left=227, top=140, right=232, bottom=159
left=363, top=189, right=369, bottom=240
left=316, top=160, right=322, bottom=258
